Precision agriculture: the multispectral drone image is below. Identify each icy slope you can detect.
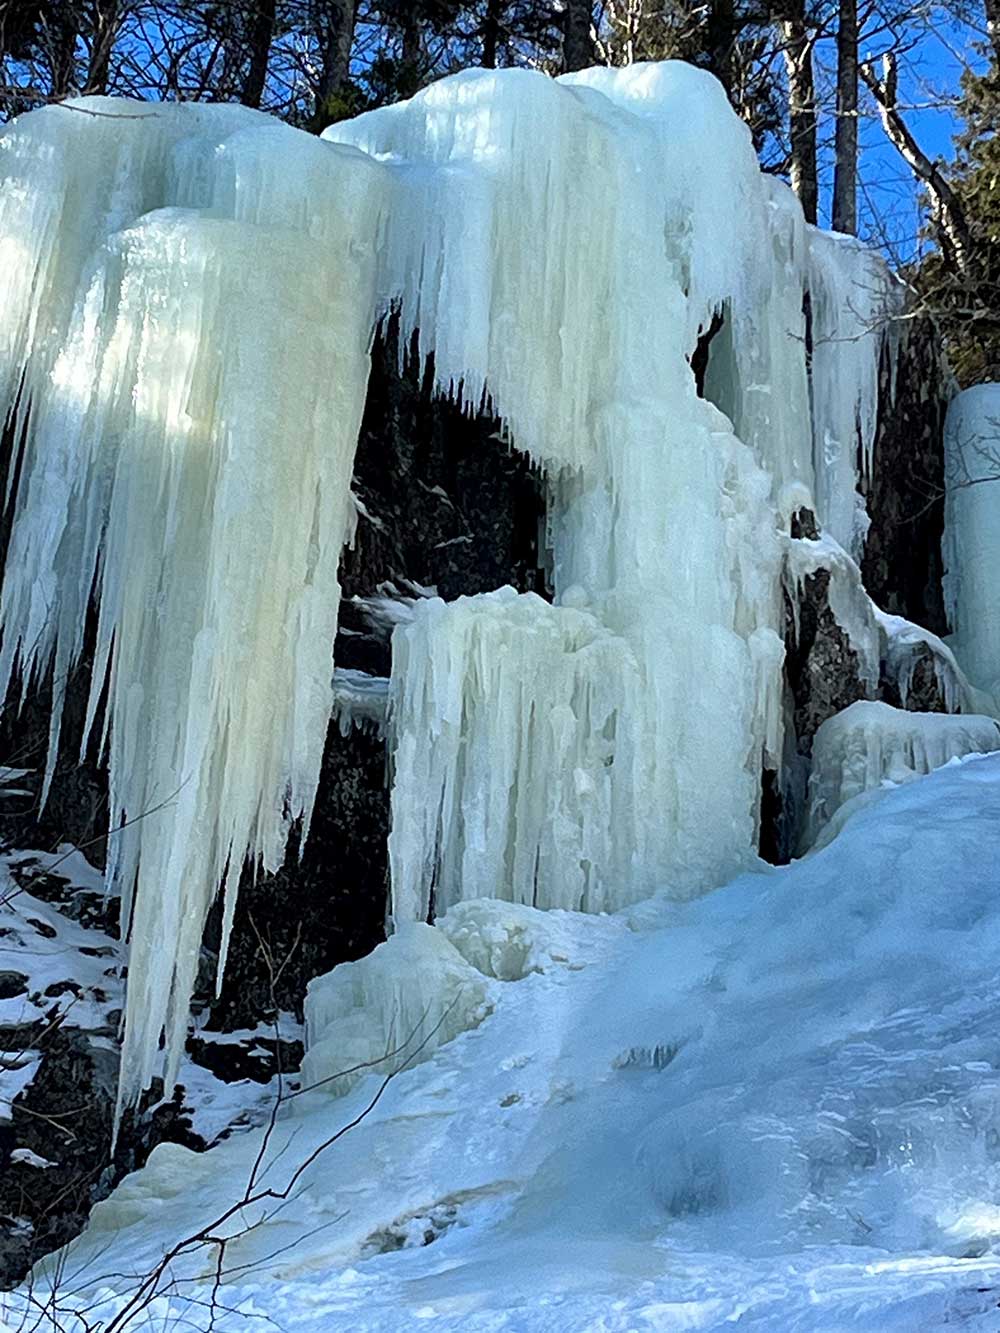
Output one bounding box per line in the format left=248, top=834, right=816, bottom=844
left=12, top=751, right=1000, bottom=1331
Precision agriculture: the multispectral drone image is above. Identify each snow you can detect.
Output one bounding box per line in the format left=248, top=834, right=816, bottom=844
left=943, top=383, right=1000, bottom=699
left=12, top=751, right=1000, bottom=1331
left=0, top=66, right=898, bottom=1107
left=806, top=699, right=1000, bottom=842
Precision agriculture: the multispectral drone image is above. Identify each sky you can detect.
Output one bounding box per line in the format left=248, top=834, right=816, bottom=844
left=816, top=8, right=989, bottom=262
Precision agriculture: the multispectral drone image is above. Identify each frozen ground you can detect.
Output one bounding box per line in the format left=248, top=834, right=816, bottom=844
left=7, top=751, right=1000, bottom=1331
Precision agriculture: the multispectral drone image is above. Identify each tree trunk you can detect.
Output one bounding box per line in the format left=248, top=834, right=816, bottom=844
left=313, top=0, right=356, bottom=127
left=780, top=2, right=818, bottom=224
left=561, top=0, right=593, bottom=73
left=398, top=9, right=421, bottom=97
left=482, top=0, right=501, bottom=68
left=832, top=0, right=858, bottom=234
left=707, top=0, right=736, bottom=97
left=243, top=0, right=278, bottom=108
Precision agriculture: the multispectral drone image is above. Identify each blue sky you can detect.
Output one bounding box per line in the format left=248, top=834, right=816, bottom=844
left=814, top=9, right=988, bottom=261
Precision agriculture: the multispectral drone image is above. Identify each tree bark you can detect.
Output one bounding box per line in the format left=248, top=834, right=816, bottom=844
left=860, top=55, right=972, bottom=273
left=243, top=0, right=278, bottom=108
left=832, top=0, right=858, bottom=234
left=561, top=0, right=593, bottom=73
left=313, top=0, right=356, bottom=125
left=482, top=0, right=501, bottom=67
left=780, top=2, right=818, bottom=224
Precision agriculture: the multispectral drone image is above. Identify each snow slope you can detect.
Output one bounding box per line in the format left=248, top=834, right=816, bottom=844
left=10, top=750, right=1000, bottom=1331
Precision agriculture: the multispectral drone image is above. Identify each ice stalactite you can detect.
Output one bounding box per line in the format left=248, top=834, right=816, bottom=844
left=0, top=102, right=387, bottom=1109
left=806, top=700, right=1000, bottom=841
left=807, top=231, right=902, bottom=558
left=0, top=65, right=901, bottom=1105
left=943, top=384, right=1000, bottom=701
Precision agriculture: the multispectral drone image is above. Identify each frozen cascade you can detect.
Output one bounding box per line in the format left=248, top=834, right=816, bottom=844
left=806, top=699, right=1000, bottom=841
left=0, top=102, right=388, bottom=1109
left=0, top=65, right=898, bottom=1104
left=943, top=384, right=1000, bottom=700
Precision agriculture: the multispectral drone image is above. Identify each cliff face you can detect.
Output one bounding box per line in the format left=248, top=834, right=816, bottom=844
left=0, top=306, right=954, bottom=1286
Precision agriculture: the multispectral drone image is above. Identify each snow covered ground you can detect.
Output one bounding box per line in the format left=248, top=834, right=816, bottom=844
left=8, top=750, right=1000, bottom=1331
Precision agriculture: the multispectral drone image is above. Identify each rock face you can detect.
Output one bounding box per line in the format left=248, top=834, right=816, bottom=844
left=862, top=316, right=953, bottom=636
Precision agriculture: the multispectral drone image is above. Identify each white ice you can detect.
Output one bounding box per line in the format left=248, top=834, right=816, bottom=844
left=806, top=698, right=1000, bottom=842
left=0, top=66, right=899, bottom=1105
left=943, top=383, right=1000, bottom=700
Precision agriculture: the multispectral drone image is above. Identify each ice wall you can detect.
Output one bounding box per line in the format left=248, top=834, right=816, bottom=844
left=807, top=699, right=1000, bottom=840
left=0, top=66, right=899, bottom=1105
left=331, top=66, right=893, bottom=920
left=943, top=384, right=1000, bottom=700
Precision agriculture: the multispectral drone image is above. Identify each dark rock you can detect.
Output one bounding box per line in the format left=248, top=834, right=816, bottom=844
left=862, top=315, right=952, bottom=635
left=0, top=971, right=27, bottom=999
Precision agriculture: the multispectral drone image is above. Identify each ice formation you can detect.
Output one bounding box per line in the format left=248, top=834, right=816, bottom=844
left=301, top=922, right=493, bottom=1098
left=943, top=384, right=1000, bottom=700
left=784, top=532, right=882, bottom=690
left=874, top=607, right=980, bottom=714
left=806, top=699, right=1000, bottom=840
left=0, top=64, right=900, bottom=1103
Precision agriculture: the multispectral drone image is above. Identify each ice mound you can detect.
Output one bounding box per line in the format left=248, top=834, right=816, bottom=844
left=806, top=699, right=1000, bottom=841
left=301, top=923, right=494, bottom=1097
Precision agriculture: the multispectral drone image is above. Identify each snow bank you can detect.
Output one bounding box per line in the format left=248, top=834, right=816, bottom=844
left=806, top=699, right=1000, bottom=841
left=21, top=753, right=1000, bottom=1332
left=943, top=383, right=1000, bottom=698
left=301, top=923, right=494, bottom=1098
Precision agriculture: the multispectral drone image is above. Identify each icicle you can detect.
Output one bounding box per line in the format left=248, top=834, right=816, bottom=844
left=806, top=231, right=902, bottom=557
left=0, top=103, right=387, bottom=1112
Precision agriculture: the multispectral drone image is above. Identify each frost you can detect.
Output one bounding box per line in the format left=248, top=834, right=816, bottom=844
left=806, top=699, right=1000, bottom=841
